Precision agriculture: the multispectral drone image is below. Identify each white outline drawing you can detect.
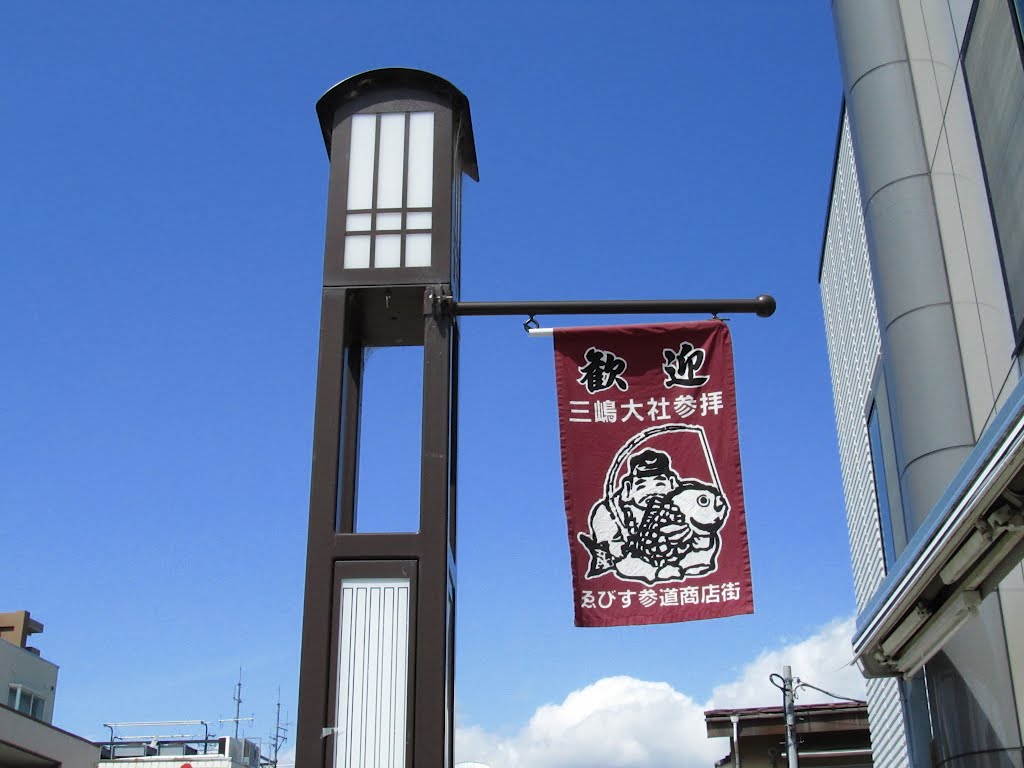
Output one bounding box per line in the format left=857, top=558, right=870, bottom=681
left=577, top=424, right=731, bottom=585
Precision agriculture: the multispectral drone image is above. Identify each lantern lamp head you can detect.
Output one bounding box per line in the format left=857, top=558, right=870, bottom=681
left=317, top=68, right=478, bottom=294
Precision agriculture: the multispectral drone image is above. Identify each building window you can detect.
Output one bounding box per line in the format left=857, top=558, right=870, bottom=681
left=343, top=111, right=435, bottom=270
left=964, top=0, right=1024, bottom=344
left=868, top=404, right=897, bottom=569
left=900, top=676, right=934, bottom=768
left=7, top=684, right=45, bottom=719
left=867, top=373, right=907, bottom=569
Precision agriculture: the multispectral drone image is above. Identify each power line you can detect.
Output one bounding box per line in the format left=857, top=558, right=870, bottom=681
left=794, top=680, right=863, bottom=704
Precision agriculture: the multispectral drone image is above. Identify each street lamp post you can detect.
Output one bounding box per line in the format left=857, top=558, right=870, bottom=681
left=296, top=68, right=477, bottom=768
left=296, top=67, right=776, bottom=768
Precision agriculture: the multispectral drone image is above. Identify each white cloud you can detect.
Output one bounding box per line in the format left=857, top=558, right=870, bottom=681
left=457, top=676, right=717, bottom=768
left=455, top=616, right=865, bottom=768
left=708, top=616, right=865, bottom=710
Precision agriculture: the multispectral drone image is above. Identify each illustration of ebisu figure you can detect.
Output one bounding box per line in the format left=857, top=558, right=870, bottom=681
left=578, top=440, right=730, bottom=584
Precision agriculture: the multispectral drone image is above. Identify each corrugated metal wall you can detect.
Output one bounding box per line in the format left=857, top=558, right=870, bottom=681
left=820, top=114, right=909, bottom=768
left=821, top=115, right=885, bottom=608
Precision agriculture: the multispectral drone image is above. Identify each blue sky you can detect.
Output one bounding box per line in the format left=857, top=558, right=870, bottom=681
left=2, top=3, right=853, bottom=765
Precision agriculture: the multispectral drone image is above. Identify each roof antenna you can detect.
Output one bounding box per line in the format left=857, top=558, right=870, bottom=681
left=270, top=687, right=289, bottom=767
left=233, top=668, right=242, bottom=739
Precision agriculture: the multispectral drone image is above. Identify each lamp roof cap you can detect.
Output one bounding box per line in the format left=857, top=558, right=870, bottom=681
left=316, top=67, right=478, bottom=181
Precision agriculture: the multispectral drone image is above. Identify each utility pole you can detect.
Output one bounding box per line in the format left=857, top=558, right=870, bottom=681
left=782, top=665, right=799, bottom=768
left=233, top=668, right=242, bottom=739
left=270, top=688, right=288, bottom=767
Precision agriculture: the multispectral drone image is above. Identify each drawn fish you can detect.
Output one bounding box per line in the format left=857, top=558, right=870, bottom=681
left=628, top=482, right=728, bottom=568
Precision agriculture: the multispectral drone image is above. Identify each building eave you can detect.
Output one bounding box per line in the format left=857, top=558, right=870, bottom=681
left=853, top=374, right=1024, bottom=677
left=705, top=702, right=869, bottom=738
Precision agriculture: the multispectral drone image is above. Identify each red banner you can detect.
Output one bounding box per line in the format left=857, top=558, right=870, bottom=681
left=554, top=320, right=753, bottom=627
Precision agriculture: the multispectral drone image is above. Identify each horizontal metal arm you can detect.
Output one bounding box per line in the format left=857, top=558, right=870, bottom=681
left=450, top=294, right=776, bottom=318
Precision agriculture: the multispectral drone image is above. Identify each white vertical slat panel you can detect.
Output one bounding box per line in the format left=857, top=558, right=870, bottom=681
left=335, top=578, right=411, bottom=768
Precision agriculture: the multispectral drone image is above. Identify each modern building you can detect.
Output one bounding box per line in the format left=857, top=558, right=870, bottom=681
left=0, top=610, right=102, bottom=767
left=1, top=610, right=57, bottom=724
left=820, top=1, right=1024, bottom=767
left=705, top=701, right=872, bottom=768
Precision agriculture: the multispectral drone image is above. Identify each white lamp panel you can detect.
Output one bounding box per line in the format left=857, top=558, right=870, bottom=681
left=406, top=112, right=434, bottom=208
left=404, top=233, right=432, bottom=267
left=377, top=114, right=406, bottom=209
left=347, top=115, right=377, bottom=210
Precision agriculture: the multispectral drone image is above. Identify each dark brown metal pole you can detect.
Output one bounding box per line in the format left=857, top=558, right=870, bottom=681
left=449, top=294, right=776, bottom=318
left=296, top=289, right=350, bottom=768
left=413, top=287, right=457, bottom=767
